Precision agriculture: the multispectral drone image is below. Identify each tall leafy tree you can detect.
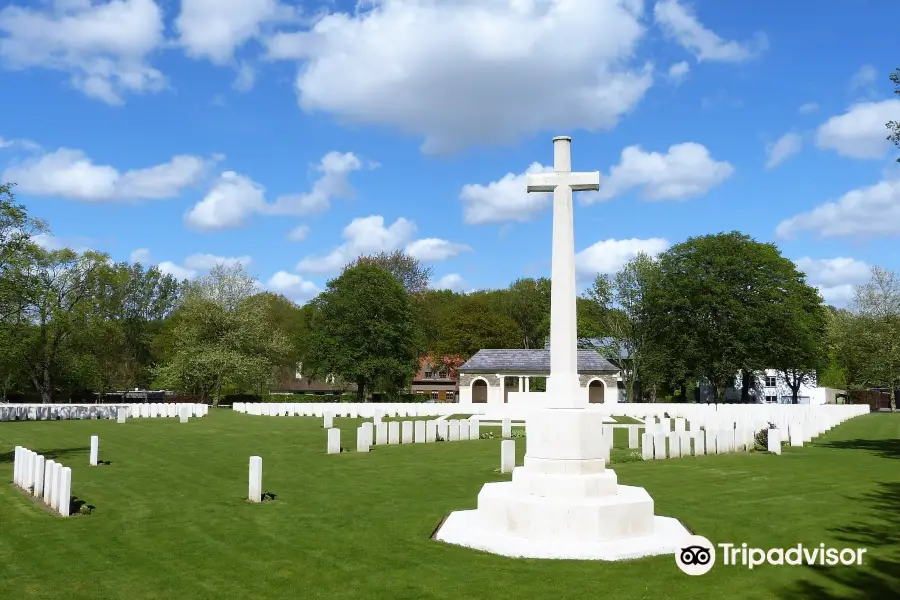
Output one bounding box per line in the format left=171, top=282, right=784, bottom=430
left=887, top=68, right=900, bottom=162
left=350, top=250, right=432, bottom=294
left=154, top=264, right=290, bottom=405
left=850, top=267, right=900, bottom=410
left=304, top=263, right=421, bottom=401
left=504, top=277, right=550, bottom=349
left=643, top=232, right=824, bottom=402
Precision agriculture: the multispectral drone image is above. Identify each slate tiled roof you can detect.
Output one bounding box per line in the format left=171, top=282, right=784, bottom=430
left=459, top=349, right=619, bottom=373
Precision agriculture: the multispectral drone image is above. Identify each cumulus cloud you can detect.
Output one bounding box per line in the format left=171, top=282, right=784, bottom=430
left=667, top=60, right=690, bottom=84
left=405, top=238, right=472, bottom=262
left=776, top=176, right=900, bottom=239
left=176, top=0, right=295, bottom=64
left=433, top=273, right=468, bottom=293
left=586, top=143, right=734, bottom=202
left=653, top=0, right=767, bottom=62
left=266, top=270, right=320, bottom=303
left=264, top=0, right=653, bottom=153
left=816, top=100, right=900, bottom=159
left=798, top=102, right=819, bottom=115
left=794, top=256, right=871, bottom=306
left=0, top=0, right=166, bottom=104
left=3, top=147, right=210, bottom=201
left=130, top=248, right=251, bottom=280
left=575, top=237, right=670, bottom=279
left=32, top=232, right=91, bottom=252
left=460, top=162, right=553, bottom=225
left=287, top=224, right=309, bottom=242
left=295, top=215, right=416, bottom=274
left=765, top=132, right=803, bottom=169
left=184, top=151, right=365, bottom=230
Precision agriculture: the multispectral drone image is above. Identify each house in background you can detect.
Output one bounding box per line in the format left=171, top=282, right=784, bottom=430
left=410, top=357, right=459, bottom=402
left=273, top=363, right=354, bottom=395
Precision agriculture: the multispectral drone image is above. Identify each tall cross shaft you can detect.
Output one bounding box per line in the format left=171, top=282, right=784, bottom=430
left=526, top=136, right=600, bottom=408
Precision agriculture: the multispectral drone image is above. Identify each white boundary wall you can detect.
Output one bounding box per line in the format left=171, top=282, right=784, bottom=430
left=0, top=403, right=208, bottom=422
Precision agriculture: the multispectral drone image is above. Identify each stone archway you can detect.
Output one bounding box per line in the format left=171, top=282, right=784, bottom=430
left=588, top=379, right=605, bottom=404
left=472, top=379, right=488, bottom=403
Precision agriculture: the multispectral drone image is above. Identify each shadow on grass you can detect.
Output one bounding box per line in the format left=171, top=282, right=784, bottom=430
left=0, top=447, right=90, bottom=464
left=823, top=438, right=900, bottom=460
left=777, top=481, right=900, bottom=599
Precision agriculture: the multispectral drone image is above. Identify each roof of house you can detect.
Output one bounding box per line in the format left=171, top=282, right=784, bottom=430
left=459, top=349, right=619, bottom=373
left=544, top=337, right=631, bottom=360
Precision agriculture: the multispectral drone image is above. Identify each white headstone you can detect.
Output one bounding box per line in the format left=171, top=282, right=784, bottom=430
left=117, top=406, right=127, bottom=423
left=327, top=428, right=341, bottom=454
left=436, top=419, right=449, bottom=441
left=425, top=420, right=436, bottom=443
left=13, top=446, right=22, bottom=487
left=361, top=422, right=374, bottom=444
left=33, top=455, right=45, bottom=497
left=500, top=440, right=516, bottom=473
left=356, top=427, right=370, bottom=453
left=790, top=424, right=804, bottom=447
left=669, top=433, right=682, bottom=458
left=248, top=456, right=262, bottom=502
left=459, top=420, right=471, bottom=441
left=323, top=411, right=334, bottom=429
left=767, top=428, right=782, bottom=455
left=388, top=421, right=400, bottom=444
left=679, top=432, right=692, bottom=456
left=470, top=417, right=480, bottom=439
left=89, top=435, right=99, bottom=466
left=180, top=406, right=190, bottom=423
left=42, top=460, right=55, bottom=504
left=628, top=426, right=639, bottom=449
left=501, top=418, right=512, bottom=439
left=375, top=422, right=388, bottom=445
left=641, top=433, right=653, bottom=460
left=401, top=420, right=413, bottom=444
left=674, top=418, right=686, bottom=433
left=653, top=432, right=667, bottom=459
left=51, top=462, right=63, bottom=512
left=448, top=420, right=460, bottom=441
left=58, top=467, right=72, bottom=516
left=414, top=420, right=426, bottom=443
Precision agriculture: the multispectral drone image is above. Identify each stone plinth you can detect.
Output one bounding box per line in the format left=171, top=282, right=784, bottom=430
left=435, top=408, right=691, bottom=560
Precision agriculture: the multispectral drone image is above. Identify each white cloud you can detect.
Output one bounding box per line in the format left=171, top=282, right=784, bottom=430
left=798, top=102, right=819, bottom=115
left=3, top=148, right=210, bottom=201
left=31, top=232, right=91, bottom=252
left=667, top=60, right=690, bottom=84
left=434, top=273, right=468, bottom=293
left=0, top=0, right=166, bottom=104
left=850, top=64, right=878, bottom=91
left=653, top=0, right=767, bottom=62
left=460, top=162, right=553, bottom=225
left=183, top=253, right=252, bottom=270
left=575, top=237, right=670, bottom=279
left=176, top=0, right=294, bottom=64
left=129, top=247, right=152, bottom=263
left=776, top=176, right=900, bottom=238
left=794, top=257, right=871, bottom=306
left=765, top=132, right=803, bottom=169
left=184, top=170, right=268, bottom=231
left=296, top=215, right=416, bottom=274
left=815, top=99, right=900, bottom=159
left=232, top=62, right=256, bottom=92
left=587, top=142, right=734, bottom=202
left=287, top=224, right=309, bottom=242
left=265, top=0, right=653, bottom=153
left=265, top=271, right=320, bottom=303
left=405, top=238, right=472, bottom=262
left=130, top=248, right=251, bottom=280
left=184, top=151, right=365, bottom=231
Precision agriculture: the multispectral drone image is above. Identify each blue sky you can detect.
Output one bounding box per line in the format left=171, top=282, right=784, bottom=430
left=0, top=0, right=898, bottom=306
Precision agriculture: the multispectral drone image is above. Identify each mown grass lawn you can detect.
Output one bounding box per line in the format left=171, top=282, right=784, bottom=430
left=1, top=410, right=898, bottom=600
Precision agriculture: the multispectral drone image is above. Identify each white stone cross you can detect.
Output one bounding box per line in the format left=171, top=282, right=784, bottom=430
left=526, top=136, right=600, bottom=407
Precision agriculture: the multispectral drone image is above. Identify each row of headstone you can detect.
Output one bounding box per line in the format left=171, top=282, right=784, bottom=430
left=234, top=402, right=460, bottom=419
left=0, top=403, right=208, bottom=422
left=12, top=446, right=72, bottom=516
left=332, top=417, right=484, bottom=454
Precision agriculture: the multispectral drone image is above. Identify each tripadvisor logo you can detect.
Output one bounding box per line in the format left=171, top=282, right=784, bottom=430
left=676, top=537, right=868, bottom=574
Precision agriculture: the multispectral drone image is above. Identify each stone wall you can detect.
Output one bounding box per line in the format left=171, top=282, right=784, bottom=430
left=459, top=373, right=501, bottom=387
left=578, top=373, right=618, bottom=390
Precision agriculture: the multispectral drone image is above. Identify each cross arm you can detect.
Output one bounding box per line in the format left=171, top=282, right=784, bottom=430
left=526, top=171, right=601, bottom=193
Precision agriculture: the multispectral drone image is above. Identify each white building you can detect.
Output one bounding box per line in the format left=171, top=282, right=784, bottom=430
left=704, top=369, right=830, bottom=404
left=457, top=349, right=620, bottom=406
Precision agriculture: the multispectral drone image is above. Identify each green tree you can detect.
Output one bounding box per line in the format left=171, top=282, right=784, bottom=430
left=504, top=277, right=550, bottom=349
left=153, top=264, right=290, bottom=405
left=887, top=68, right=900, bottom=162
left=643, top=232, right=824, bottom=402
left=17, top=248, right=109, bottom=403
left=351, top=249, right=432, bottom=294
left=0, top=183, right=46, bottom=321
left=768, top=279, right=828, bottom=403
left=304, top=263, right=421, bottom=402
left=432, top=292, right=520, bottom=358
left=851, top=267, right=900, bottom=410
left=582, top=253, right=657, bottom=402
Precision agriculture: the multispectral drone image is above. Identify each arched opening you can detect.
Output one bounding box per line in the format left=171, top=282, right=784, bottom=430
left=588, top=379, right=605, bottom=404
left=472, top=379, right=488, bottom=403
